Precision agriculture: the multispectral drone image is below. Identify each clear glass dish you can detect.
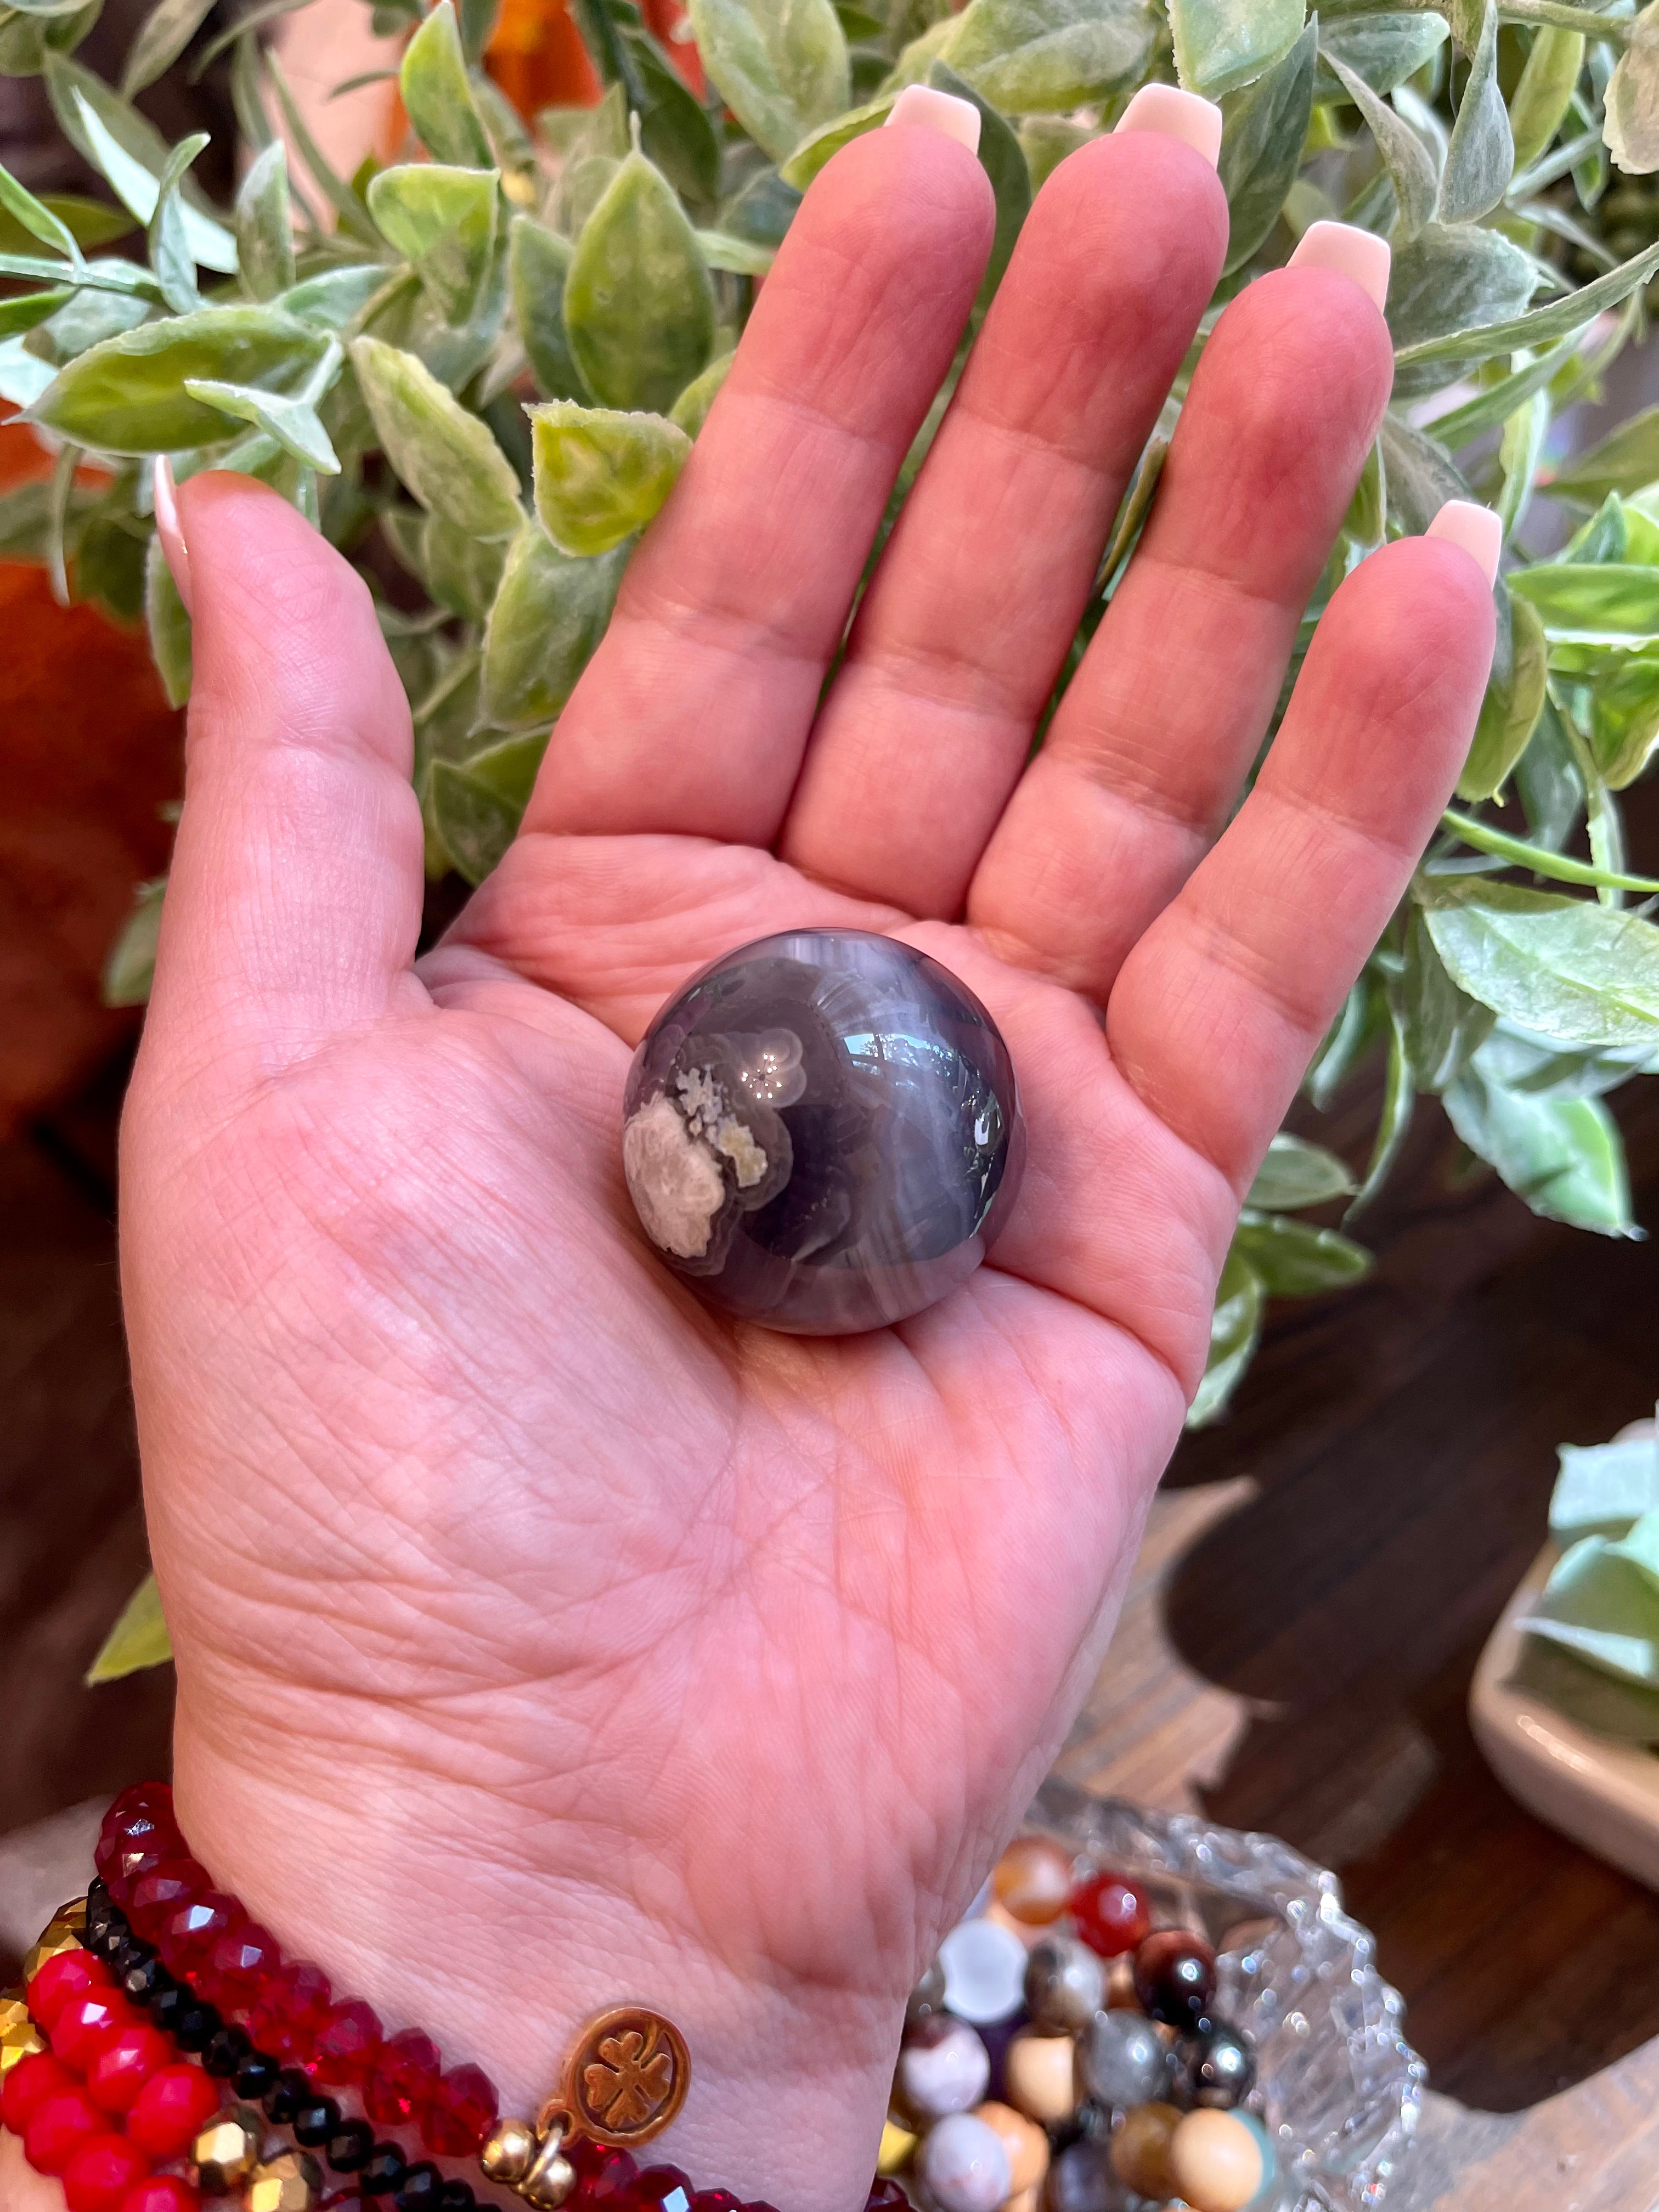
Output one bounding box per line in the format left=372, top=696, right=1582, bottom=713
left=1029, top=1778, right=1424, bottom=2212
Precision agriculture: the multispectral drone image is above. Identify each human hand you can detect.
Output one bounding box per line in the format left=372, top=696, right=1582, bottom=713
left=119, top=102, right=1494, bottom=2212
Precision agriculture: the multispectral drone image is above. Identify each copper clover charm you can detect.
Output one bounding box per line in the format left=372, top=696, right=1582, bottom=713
left=566, top=2007, right=691, bottom=2148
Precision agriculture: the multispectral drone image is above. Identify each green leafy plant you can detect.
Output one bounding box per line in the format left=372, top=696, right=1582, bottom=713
left=14, top=0, right=1659, bottom=1531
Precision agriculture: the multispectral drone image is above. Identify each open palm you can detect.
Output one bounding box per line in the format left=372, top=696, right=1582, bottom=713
left=119, top=117, right=1492, bottom=2211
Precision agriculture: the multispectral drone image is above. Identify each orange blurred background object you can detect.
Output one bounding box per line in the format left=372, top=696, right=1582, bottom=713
left=484, top=0, right=702, bottom=119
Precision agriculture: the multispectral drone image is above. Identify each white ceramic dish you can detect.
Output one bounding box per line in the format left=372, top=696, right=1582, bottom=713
left=1470, top=1541, right=1659, bottom=1891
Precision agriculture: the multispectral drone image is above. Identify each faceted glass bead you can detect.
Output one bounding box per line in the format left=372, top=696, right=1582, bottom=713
left=104, top=1847, right=171, bottom=1912
left=293, top=2095, right=343, bottom=2147
left=1069, top=1871, right=1152, bottom=1960
left=127, top=2063, right=222, bottom=2159
left=128, top=1863, right=208, bottom=1945
left=153, top=1990, right=219, bottom=2056
left=2, top=2051, right=75, bottom=2135
left=61, top=2131, right=149, bottom=2212
left=866, top=2186, right=907, bottom=2212
left=0, top=2013, right=48, bottom=2076
left=246, top=2150, right=325, bottom=2212
left=266, top=2069, right=314, bottom=2125
left=86, top=2023, right=172, bottom=2115
left=621, top=930, right=1025, bottom=1334
left=250, top=1963, right=333, bottom=2067
left=191, top=2107, right=264, bottom=2193
left=311, top=2000, right=382, bottom=2088
left=23, top=1921, right=86, bottom=1983
left=25, top=2087, right=108, bottom=2176
left=325, top=2121, right=376, bottom=2174
left=364, top=2028, right=439, bottom=2130
left=358, top=2143, right=407, bottom=2197
left=420, top=2063, right=496, bottom=2158
left=50, top=1991, right=134, bottom=2072
left=203, top=2025, right=252, bottom=2080
left=202, top=1922, right=280, bottom=2013
left=27, top=1949, right=113, bottom=2030
left=388, top=2165, right=442, bottom=2210
left=234, top=2050, right=280, bottom=2103
left=121, top=1958, right=170, bottom=2008
left=437, top=2185, right=476, bottom=2212
left=690, top=2192, right=739, bottom=2212
left=570, top=2140, right=636, bottom=2205
left=120, top=2178, right=202, bottom=2212
left=630, top=2164, right=691, bottom=2212
left=159, top=1894, right=241, bottom=1982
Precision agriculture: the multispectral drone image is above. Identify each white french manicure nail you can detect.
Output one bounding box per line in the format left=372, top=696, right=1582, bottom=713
left=152, top=455, right=193, bottom=616
left=1288, top=219, right=1391, bottom=312
left=1427, top=499, right=1503, bottom=586
left=884, top=83, right=981, bottom=156
left=1114, top=82, right=1223, bottom=168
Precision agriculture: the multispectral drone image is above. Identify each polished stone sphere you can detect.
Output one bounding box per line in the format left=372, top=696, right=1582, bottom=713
left=620, top=929, right=1023, bottom=1334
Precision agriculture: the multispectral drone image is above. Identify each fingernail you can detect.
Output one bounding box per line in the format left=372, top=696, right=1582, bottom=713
left=152, top=455, right=193, bottom=615
left=1114, top=82, right=1223, bottom=168
left=1288, top=219, right=1391, bottom=311
left=884, top=83, right=981, bottom=155
left=1427, top=499, right=1503, bottom=586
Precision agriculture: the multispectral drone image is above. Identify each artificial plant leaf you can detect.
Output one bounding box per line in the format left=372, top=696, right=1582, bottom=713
left=1244, top=1132, right=1355, bottom=1210
left=1605, top=0, right=1659, bottom=174
left=1401, top=902, right=1495, bottom=1088
left=941, top=0, right=1155, bottom=109
left=1348, top=990, right=1414, bottom=1216
left=1344, top=431, right=1385, bottom=546
left=694, top=227, right=775, bottom=272
left=262, top=48, right=381, bottom=248
left=0, top=333, right=56, bottom=404
left=720, top=164, right=802, bottom=247
left=234, top=138, right=294, bottom=301
left=121, top=0, right=216, bottom=96
left=1234, top=1211, right=1373, bottom=1294
left=422, top=509, right=507, bottom=618
left=1171, top=0, right=1302, bottom=100
left=0, top=153, right=79, bottom=259
left=102, top=872, right=166, bottom=1006
left=777, top=91, right=895, bottom=188
left=1510, top=1632, right=1659, bottom=1743
left=430, top=755, right=521, bottom=883
left=1018, top=113, right=1093, bottom=187
left=622, top=21, right=722, bottom=203
left=481, top=522, right=628, bottom=728
left=1379, top=408, right=1471, bottom=535
left=1393, top=238, right=1659, bottom=368
left=276, top=262, right=391, bottom=332
left=32, top=305, right=329, bottom=452
left=1438, top=1, right=1511, bottom=223
left=1547, top=405, right=1659, bottom=507
left=1325, top=49, right=1435, bottom=245
left=1186, top=1245, right=1265, bottom=1427
left=1419, top=878, right=1659, bottom=1049
left=1316, top=11, right=1445, bottom=96
left=0, top=284, right=69, bottom=333
left=1218, top=19, right=1315, bottom=272
left=560, top=151, right=620, bottom=237
left=1508, top=561, right=1659, bottom=643
left=1522, top=1536, right=1659, bottom=1686
left=668, top=346, right=733, bottom=437
left=86, top=1571, right=173, bottom=1683
left=148, top=128, right=207, bottom=314
left=1552, top=1435, right=1659, bottom=1544
left=351, top=335, right=523, bottom=538
left=48, top=63, right=237, bottom=271
left=510, top=215, right=589, bottom=402
left=686, top=0, right=850, bottom=162
left=145, top=530, right=190, bottom=703
left=0, top=246, right=153, bottom=293
left=0, top=190, right=126, bottom=257
left=400, top=0, right=493, bottom=167
left=930, top=58, right=1031, bottom=301
left=460, top=726, right=550, bottom=809
left=1385, top=220, right=1537, bottom=354
left=1451, top=1075, right=1645, bottom=1238
left=366, top=162, right=498, bottom=325
left=1458, top=579, right=1547, bottom=802
left=0, top=0, right=102, bottom=77
left=184, top=372, right=340, bottom=471
left=1509, top=23, right=1583, bottom=173
left=1590, top=651, right=1659, bottom=789
left=529, top=398, right=690, bottom=556
left=564, top=147, right=714, bottom=415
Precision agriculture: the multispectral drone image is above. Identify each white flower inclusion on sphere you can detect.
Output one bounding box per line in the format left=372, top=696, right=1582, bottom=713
left=620, top=930, right=1024, bottom=1335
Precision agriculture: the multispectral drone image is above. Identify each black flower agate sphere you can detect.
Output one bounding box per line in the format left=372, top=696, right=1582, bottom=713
left=620, top=930, right=1024, bottom=1334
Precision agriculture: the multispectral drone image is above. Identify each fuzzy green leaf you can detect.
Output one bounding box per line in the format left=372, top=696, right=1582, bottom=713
left=1233, top=1210, right=1373, bottom=1294
left=184, top=371, right=340, bottom=472
left=1186, top=1245, right=1265, bottom=1426
left=0, top=154, right=80, bottom=259
left=482, top=521, right=628, bottom=728
left=1325, top=49, right=1436, bottom=245
left=101, top=872, right=166, bottom=1006
left=1548, top=405, right=1659, bottom=508
left=1245, top=1132, right=1355, bottom=1210
left=564, top=148, right=714, bottom=415
left=430, top=755, right=521, bottom=883
left=400, top=0, right=493, bottom=167
left=33, top=304, right=330, bottom=452
left=351, top=332, right=523, bottom=538
left=529, top=398, right=689, bottom=556
left=121, top=0, right=216, bottom=95
left=145, top=531, right=190, bottom=703
left=623, top=22, right=722, bottom=202
left=1316, top=12, right=1445, bottom=97
left=1401, top=903, right=1495, bottom=1089
left=1444, top=1071, right=1636, bottom=1232
left=49, top=63, right=236, bottom=272
left=1509, top=561, right=1659, bottom=643
left=510, top=215, right=590, bottom=402
left=234, top=138, right=294, bottom=301
left=1386, top=221, right=1538, bottom=356
left=930, top=58, right=1031, bottom=302
left=1439, top=2, right=1512, bottom=223
left=1459, top=580, right=1547, bottom=802
left=1509, top=23, right=1583, bottom=173
left=776, top=91, right=895, bottom=188
left=367, top=162, right=498, bottom=325
left=687, top=0, right=850, bottom=160
left=148, top=128, right=207, bottom=314
left=1221, top=21, right=1316, bottom=270
left=668, top=347, right=733, bottom=437
left=1172, top=0, right=1303, bottom=99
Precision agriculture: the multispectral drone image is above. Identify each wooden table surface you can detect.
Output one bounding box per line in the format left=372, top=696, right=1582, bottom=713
left=7, top=954, right=1659, bottom=2205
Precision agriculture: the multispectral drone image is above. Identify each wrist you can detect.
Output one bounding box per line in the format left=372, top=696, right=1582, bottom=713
left=172, top=1695, right=902, bottom=2212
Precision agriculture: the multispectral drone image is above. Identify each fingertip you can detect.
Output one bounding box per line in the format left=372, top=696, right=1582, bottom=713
left=1427, top=498, right=1503, bottom=587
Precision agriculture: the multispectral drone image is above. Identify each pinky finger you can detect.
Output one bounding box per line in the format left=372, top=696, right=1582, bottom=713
left=1104, top=506, right=1499, bottom=1193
